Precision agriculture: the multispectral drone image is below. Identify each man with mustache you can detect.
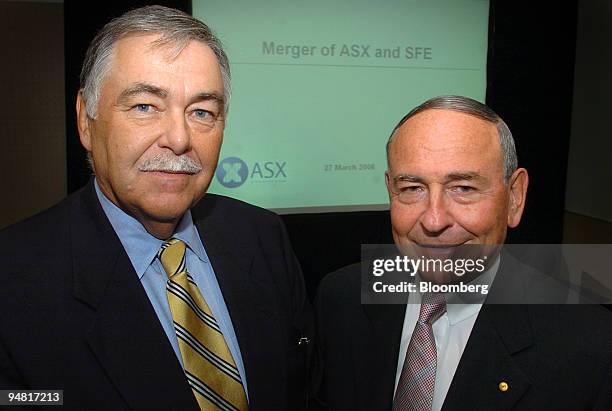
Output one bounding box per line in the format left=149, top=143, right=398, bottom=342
left=0, top=6, right=312, bottom=411
left=314, top=96, right=612, bottom=410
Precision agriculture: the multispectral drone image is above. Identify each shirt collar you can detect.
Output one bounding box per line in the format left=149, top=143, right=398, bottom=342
left=172, top=207, right=208, bottom=264
left=94, top=179, right=207, bottom=279
left=409, top=254, right=500, bottom=326
left=446, top=254, right=500, bottom=325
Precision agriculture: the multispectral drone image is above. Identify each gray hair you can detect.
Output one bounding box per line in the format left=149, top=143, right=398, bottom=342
left=79, top=5, right=231, bottom=119
left=386, top=95, right=518, bottom=180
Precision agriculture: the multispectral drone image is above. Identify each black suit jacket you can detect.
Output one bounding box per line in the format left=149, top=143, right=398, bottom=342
left=0, top=181, right=314, bottom=410
left=314, top=254, right=612, bottom=410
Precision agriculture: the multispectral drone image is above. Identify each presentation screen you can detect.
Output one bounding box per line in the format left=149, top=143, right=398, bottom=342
left=193, top=0, right=490, bottom=213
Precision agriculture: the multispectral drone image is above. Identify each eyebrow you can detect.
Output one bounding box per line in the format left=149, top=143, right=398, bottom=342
left=392, top=172, right=484, bottom=184
left=188, top=92, right=225, bottom=113
left=393, top=174, right=424, bottom=184
left=444, top=172, right=483, bottom=183
left=116, top=83, right=168, bottom=105
left=116, top=83, right=226, bottom=112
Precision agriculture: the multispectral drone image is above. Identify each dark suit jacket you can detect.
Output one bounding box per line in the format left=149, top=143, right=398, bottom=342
left=0, top=181, right=314, bottom=410
left=314, top=254, right=612, bottom=410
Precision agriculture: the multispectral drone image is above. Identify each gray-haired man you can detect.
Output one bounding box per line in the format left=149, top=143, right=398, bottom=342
left=315, top=96, right=612, bottom=410
left=0, top=6, right=312, bottom=410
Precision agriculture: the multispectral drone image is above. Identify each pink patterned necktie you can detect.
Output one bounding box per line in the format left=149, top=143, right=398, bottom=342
left=393, top=293, right=447, bottom=411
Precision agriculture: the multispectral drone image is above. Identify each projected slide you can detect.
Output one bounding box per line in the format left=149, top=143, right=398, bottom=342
left=193, top=0, right=490, bottom=212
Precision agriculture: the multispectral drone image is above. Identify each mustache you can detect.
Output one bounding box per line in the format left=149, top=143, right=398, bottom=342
left=138, top=153, right=202, bottom=174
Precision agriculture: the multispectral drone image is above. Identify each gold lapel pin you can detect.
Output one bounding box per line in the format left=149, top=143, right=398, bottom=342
left=498, top=381, right=509, bottom=392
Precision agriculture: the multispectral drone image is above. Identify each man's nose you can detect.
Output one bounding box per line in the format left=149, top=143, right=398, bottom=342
left=419, top=188, right=453, bottom=236
left=159, top=110, right=191, bottom=155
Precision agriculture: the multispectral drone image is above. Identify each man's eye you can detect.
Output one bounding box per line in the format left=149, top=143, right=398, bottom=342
left=134, top=104, right=152, bottom=113
left=193, top=109, right=213, bottom=119
left=398, top=185, right=424, bottom=193
left=451, top=185, right=476, bottom=194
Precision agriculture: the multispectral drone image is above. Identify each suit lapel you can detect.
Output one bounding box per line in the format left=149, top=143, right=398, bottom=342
left=442, top=304, right=533, bottom=411
left=357, top=303, right=406, bottom=411
left=192, top=197, right=287, bottom=411
left=71, top=182, right=198, bottom=410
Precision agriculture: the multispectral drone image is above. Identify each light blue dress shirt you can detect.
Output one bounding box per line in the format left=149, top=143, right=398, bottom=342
left=94, top=180, right=248, bottom=398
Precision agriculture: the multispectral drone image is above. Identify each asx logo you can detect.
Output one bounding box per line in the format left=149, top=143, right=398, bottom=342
left=216, top=157, right=249, bottom=188
left=215, top=157, right=287, bottom=188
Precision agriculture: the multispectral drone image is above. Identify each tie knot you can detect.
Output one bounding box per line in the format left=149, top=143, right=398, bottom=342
left=158, top=238, right=187, bottom=278
left=418, top=293, right=446, bottom=325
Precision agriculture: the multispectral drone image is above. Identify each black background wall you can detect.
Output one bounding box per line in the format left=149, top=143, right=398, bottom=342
left=64, top=1, right=578, bottom=299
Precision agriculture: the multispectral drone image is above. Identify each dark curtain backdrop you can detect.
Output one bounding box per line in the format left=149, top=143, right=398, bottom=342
left=64, top=1, right=578, bottom=299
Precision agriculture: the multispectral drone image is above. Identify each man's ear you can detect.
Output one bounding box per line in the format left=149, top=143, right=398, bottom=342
left=507, top=167, right=529, bottom=228
left=76, top=90, right=92, bottom=151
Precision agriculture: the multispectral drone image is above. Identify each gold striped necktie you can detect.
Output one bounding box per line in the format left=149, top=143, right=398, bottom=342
left=158, top=238, right=248, bottom=411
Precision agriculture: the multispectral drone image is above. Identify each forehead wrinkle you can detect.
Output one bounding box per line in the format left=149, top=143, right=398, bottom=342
left=389, top=114, right=502, bottom=174
left=389, top=147, right=502, bottom=185
left=107, top=35, right=223, bottom=109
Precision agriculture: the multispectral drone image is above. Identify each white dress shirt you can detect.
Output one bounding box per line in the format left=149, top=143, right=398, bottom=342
left=393, top=257, right=500, bottom=411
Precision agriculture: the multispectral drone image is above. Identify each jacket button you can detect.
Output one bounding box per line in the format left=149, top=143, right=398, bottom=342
left=498, top=381, right=509, bottom=392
